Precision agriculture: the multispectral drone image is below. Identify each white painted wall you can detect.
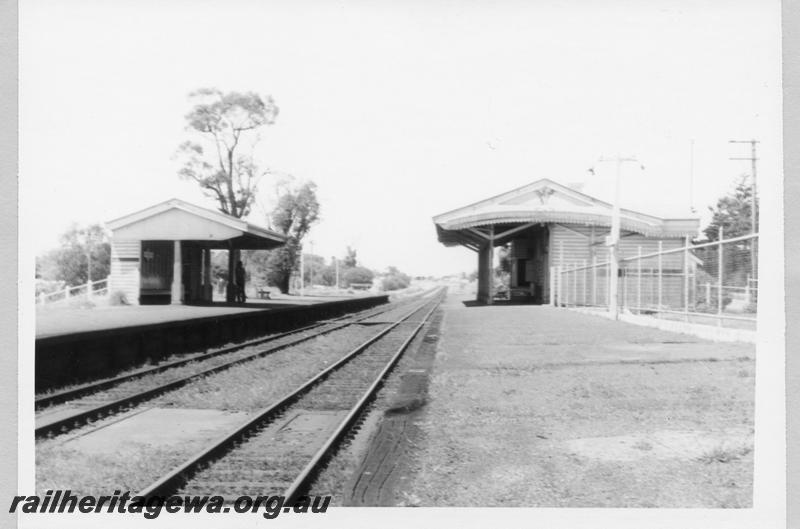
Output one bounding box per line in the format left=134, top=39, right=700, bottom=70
left=112, top=209, right=241, bottom=241
left=109, top=239, right=141, bottom=305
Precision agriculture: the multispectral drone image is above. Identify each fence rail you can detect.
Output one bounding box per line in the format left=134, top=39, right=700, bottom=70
left=551, top=233, right=758, bottom=326
left=37, top=278, right=109, bottom=305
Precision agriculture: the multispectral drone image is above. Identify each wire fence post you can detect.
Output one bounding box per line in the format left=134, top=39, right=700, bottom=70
left=582, top=259, right=587, bottom=306
left=622, top=264, right=627, bottom=312
left=683, top=236, right=690, bottom=322
left=572, top=264, right=578, bottom=307
left=567, top=264, right=576, bottom=306
left=657, top=241, right=662, bottom=315
left=717, top=226, right=724, bottom=326
left=606, top=247, right=612, bottom=311
left=567, top=265, right=572, bottom=307
left=557, top=265, right=562, bottom=307
left=636, top=246, right=642, bottom=313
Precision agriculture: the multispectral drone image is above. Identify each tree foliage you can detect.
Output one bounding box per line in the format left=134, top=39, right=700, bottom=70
left=37, top=224, right=110, bottom=286
left=693, top=175, right=758, bottom=288
left=263, top=179, right=321, bottom=293
left=177, top=88, right=279, bottom=218
left=301, top=254, right=328, bottom=286
left=381, top=266, right=411, bottom=291
left=343, top=246, right=357, bottom=268
left=702, top=175, right=757, bottom=242
left=342, top=266, right=374, bottom=287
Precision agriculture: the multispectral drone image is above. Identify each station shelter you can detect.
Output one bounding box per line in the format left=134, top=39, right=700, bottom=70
left=106, top=199, right=286, bottom=305
left=433, top=179, right=700, bottom=304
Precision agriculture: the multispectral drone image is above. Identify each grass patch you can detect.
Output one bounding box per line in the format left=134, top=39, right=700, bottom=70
left=36, top=439, right=210, bottom=495
left=697, top=444, right=753, bottom=464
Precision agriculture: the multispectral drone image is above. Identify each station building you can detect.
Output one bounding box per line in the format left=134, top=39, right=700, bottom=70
left=433, top=179, right=700, bottom=304
left=106, top=199, right=286, bottom=305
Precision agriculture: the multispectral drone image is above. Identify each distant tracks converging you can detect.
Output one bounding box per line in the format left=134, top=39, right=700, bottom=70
left=35, top=294, right=432, bottom=439
left=137, top=288, right=446, bottom=503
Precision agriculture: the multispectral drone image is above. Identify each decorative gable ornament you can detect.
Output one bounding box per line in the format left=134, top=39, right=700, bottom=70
left=534, top=187, right=555, bottom=204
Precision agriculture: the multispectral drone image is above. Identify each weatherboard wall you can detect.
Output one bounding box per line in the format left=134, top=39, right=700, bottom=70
left=109, top=239, right=141, bottom=305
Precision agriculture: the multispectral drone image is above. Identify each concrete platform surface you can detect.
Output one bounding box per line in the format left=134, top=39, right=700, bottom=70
left=35, top=295, right=352, bottom=339
left=393, top=293, right=756, bottom=507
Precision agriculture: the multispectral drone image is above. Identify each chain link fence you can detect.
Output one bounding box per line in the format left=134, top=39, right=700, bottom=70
left=552, top=233, right=758, bottom=327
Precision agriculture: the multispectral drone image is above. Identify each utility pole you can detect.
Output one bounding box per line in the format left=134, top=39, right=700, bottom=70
left=591, top=155, right=645, bottom=319
left=729, top=139, right=759, bottom=280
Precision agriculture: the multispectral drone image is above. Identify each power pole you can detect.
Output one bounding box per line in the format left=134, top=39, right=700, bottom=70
left=729, top=139, right=759, bottom=280
left=591, top=155, right=645, bottom=319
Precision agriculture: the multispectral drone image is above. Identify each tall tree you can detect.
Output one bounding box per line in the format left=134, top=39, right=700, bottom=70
left=264, top=178, right=321, bottom=293
left=702, top=174, right=757, bottom=241
left=343, top=246, right=357, bottom=268
left=695, top=175, right=758, bottom=287
left=37, top=224, right=111, bottom=286
left=177, top=88, right=279, bottom=218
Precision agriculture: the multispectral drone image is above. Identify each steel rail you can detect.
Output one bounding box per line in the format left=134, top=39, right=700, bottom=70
left=35, top=301, right=398, bottom=410
left=34, top=298, right=423, bottom=438
left=283, top=292, right=443, bottom=504
left=136, top=290, right=444, bottom=498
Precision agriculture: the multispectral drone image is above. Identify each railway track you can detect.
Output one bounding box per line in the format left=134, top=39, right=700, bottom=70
left=136, top=288, right=445, bottom=503
left=35, top=294, right=432, bottom=439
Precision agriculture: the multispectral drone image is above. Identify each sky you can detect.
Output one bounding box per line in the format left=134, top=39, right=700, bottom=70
left=19, top=0, right=782, bottom=277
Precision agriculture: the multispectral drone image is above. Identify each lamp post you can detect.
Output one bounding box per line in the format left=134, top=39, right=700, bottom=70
left=590, top=155, right=644, bottom=319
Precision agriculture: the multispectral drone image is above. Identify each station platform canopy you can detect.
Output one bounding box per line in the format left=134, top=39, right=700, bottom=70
left=106, top=198, right=286, bottom=249
left=106, top=198, right=286, bottom=305
left=433, top=179, right=700, bottom=305
left=434, top=178, right=699, bottom=248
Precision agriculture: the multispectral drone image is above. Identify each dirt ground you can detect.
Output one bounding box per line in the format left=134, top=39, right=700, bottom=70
left=395, top=293, right=755, bottom=508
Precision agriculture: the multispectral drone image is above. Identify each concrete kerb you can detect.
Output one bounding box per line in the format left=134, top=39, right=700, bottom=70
left=566, top=307, right=757, bottom=344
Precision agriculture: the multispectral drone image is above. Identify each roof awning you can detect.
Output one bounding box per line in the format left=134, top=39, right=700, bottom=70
left=433, top=179, right=700, bottom=246
left=106, top=198, right=287, bottom=250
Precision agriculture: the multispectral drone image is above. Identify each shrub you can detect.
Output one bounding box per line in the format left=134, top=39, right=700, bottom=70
left=342, top=266, right=374, bottom=287
left=382, top=275, right=410, bottom=291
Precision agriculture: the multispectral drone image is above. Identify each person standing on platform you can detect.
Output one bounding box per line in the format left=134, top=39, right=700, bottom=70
left=235, top=260, right=247, bottom=303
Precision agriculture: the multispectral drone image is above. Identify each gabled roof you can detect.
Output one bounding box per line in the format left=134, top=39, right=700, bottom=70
left=107, top=198, right=287, bottom=249
left=433, top=178, right=699, bottom=240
